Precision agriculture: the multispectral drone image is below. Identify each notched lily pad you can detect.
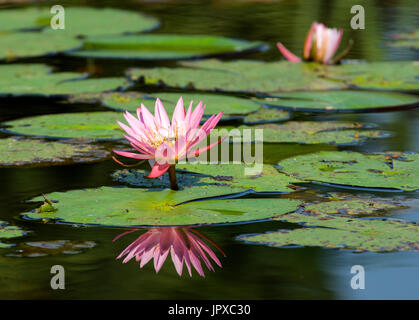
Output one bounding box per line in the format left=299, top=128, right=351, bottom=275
left=67, top=34, right=265, bottom=60
left=0, top=137, right=110, bottom=167
left=238, top=121, right=388, bottom=145
left=127, top=60, right=345, bottom=93
left=7, top=240, right=96, bottom=258
left=0, top=221, right=27, bottom=249
left=258, top=90, right=419, bottom=113
left=3, top=112, right=124, bottom=140
left=22, top=186, right=301, bottom=227
left=277, top=151, right=419, bottom=191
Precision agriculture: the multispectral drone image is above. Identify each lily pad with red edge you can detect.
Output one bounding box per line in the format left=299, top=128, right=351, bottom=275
left=257, top=90, right=419, bottom=113
left=237, top=121, right=389, bottom=145
left=0, top=137, right=110, bottom=167
left=22, top=186, right=301, bottom=227
left=277, top=151, right=419, bottom=192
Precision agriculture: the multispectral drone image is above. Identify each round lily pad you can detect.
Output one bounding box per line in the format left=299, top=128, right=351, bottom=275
left=0, top=7, right=159, bottom=36
left=243, top=107, right=290, bottom=124
left=0, top=137, right=110, bottom=167
left=240, top=213, right=419, bottom=252
left=317, top=61, right=419, bottom=91
left=0, top=64, right=131, bottom=97
left=127, top=60, right=345, bottom=93
left=23, top=186, right=301, bottom=227
left=277, top=151, right=419, bottom=192
left=67, top=34, right=265, bottom=60
left=100, top=92, right=261, bottom=120
left=113, top=163, right=302, bottom=193
left=0, top=221, right=26, bottom=249
left=238, top=121, right=388, bottom=145
left=7, top=240, right=96, bottom=257
left=3, top=112, right=123, bottom=140
left=0, top=32, right=81, bottom=60
left=258, top=90, right=419, bottom=113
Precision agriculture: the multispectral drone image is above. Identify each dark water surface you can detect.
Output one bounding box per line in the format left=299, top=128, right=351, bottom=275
left=0, top=0, right=418, bottom=299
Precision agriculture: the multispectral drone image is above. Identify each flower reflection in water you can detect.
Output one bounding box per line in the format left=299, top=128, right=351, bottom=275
left=113, top=227, right=226, bottom=277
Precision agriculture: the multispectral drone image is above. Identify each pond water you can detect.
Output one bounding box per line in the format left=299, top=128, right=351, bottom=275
left=0, top=0, right=418, bottom=299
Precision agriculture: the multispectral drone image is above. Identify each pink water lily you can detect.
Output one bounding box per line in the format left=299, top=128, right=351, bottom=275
left=277, top=22, right=348, bottom=65
left=114, top=227, right=225, bottom=277
left=113, top=97, right=223, bottom=190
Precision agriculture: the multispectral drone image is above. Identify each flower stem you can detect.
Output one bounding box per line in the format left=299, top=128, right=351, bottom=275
left=168, top=165, right=179, bottom=191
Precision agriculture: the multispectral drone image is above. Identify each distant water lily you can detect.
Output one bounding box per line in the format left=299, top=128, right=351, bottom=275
left=277, top=21, right=352, bottom=65
left=113, top=97, right=223, bottom=190
left=114, top=227, right=225, bottom=277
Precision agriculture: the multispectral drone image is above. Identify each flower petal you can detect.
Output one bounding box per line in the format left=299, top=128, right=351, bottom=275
left=276, top=42, right=301, bottom=62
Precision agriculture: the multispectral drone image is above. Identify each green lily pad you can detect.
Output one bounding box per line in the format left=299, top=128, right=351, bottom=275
left=277, top=151, right=419, bottom=191
left=0, top=32, right=81, bottom=60
left=243, top=107, right=290, bottom=124
left=67, top=34, right=264, bottom=60
left=7, top=240, right=96, bottom=257
left=258, top=90, right=419, bottom=113
left=3, top=112, right=123, bottom=140
left=100, top=92, right=261, bottom=120
left=113, top=164, right=302, bottom=193
left=0, top=221, right=26, bottom=249
left=0, top=7, right=159, bottom=35
left=240, top=213, right=419, bottom=252
left=317, top=61, right=419, bottom=91
left=238, top=121, right=388, bottom=145
left=0, top=64, right=130, bottom=97
left=127, top=60, right=345, bottom=93
left=305, top=198, right=402, bottom=217
left=390, top=30, right=419, bottom=49
left=0, top=137, right=110, bottom=167
left=23, top=186, right=301, bottom=227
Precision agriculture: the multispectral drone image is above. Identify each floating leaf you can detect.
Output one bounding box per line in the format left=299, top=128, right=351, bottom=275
left=258, top=90, right=419, bottom=113
left=7, top=240, right=96, bottom=257
left=277, top=151, right=419, bottom=191
left=0, top=221, right=26, bottom=249
left=113, top=164, right=301, bottom=193
left=316, top=61, right=419, bottom=91
left=23, top=186, right=301, bottom=227
left=100, top=92, right=261, bottom=120
left=0, top=64, right=130, bottom=97
left=0, top=32, right=81, bottom=60
left=68, top=34, right=265, bottom=59
left=240, top=213, right=419, bottom=252
left=0, top=137, right=109, bottom=167
left=127, top=60, right=345, bottom=93
left=238, top=121, right=388, bottom=145
left=0, top=7, right=159, bottom=35
left=243, top=107, right=290, bottom=124
left=389, top=30, right=419, bottom=49
left=3, top=112, right=123, bottom=140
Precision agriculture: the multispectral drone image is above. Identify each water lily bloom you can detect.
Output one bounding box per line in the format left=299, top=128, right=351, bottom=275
left=277, top=22, right=347, bottom=65
left=113, top=97, right=223, bottom=190
left=114, top=227, right=225, bottom=277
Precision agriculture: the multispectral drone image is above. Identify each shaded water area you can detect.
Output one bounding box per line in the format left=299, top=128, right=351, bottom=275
left=0, top=0, right=419, bottom=299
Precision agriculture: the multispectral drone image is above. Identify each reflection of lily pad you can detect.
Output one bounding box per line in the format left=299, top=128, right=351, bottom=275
left=0, top=137, right=109, bottom=167
left=0, top=64, right=130, bottom=97
left=68, top=34, right=264, bottom=60
left=7, top=240, right=96, bottom=257
left=240, top=213, right=419, bottom=252
left=3, top=112, right=124, bottom=140
left=389, top=30, right=419, bottom=49
left=277, top=151, right=419, bottom=191
left=127, top=60, right=345, bottom=93
left=0, top=32, right=81, bottom=60
left=238, top=121, right=388, bottom=145
left=0, top=222, right=26, bottom=249
left=258, top=90, right=419, bottom=113
left=23, top=186, right=301, bottom=227
left=243, top=107, right=290, bottom=124
left=113, top=164, right=301, bottom=193
left=0, top=7, right=159, bottom=35
left=100, top=92, right=261, bottom=120
left=317, top=61, right=419, bottom=91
